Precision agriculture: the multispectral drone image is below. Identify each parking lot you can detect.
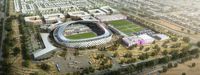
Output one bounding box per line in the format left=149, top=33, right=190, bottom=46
left=48, top=50, right=94, bottom=74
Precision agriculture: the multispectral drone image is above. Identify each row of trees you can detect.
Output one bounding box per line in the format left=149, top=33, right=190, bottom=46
left=18, top=15, right=31, bottom=60
left=103, top=47, right=199, bottom=75
left=1, top=15, right=18, bottom=75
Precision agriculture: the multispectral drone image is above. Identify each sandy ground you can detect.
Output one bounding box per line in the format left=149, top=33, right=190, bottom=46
left=161, top=57, right=200, bottom=75
left=156, top=19, right=183, bottom=32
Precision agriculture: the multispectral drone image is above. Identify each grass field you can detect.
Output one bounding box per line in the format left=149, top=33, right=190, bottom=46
left=66, top=32, right=96, bottom=39
left=109, top=20, right=144, bottom=36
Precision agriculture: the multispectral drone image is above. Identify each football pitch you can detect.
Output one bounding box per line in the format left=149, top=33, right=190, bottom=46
left=109, top=20, right=144, bottom=36
left=66, top=32, right=97, bottom=39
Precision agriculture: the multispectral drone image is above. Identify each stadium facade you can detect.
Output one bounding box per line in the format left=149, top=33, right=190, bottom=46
left=53, top=21, right=112, bottom=48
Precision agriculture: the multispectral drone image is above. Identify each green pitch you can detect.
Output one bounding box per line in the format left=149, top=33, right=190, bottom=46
left=109, top=20, right=144, bottom=36
left=66, top=32, right=97, bottom=39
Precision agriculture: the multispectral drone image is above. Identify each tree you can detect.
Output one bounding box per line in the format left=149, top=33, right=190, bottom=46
left=144, top=47, right=150, bottom=51
left=195, top=32, right=198, bottom=34
left=13, top=47, right=20, bottom=56
left=40, top=63, right=51, bottom=71
left=74, top=50, right=79, bottom=56
left=174, top=63, right=178, bottom=67
left=59, top=51, right=67, bottom=57
left=124, top=52, right=132, bottom=58
left=138, top=53, right=149, bottom=60
left=113, top=52, right=118, bottom=57
left=195, top=54, right=199, bottom=58
left=197, top=41, right=200, bottom=47
left=187, top=30, right=190, bottom=33
left=182, top=72, right=186, bottom=75
left=182, top=37, right=190, bottom=43
left=82, top=67, right=90, bottom=74
left=22, top=60, right=30, bottom=67
left=171, top=37, right=178, bottom=42
left=159, top=56, right=169, bottom=64
left=162, top=66, right=168, bottom=72
left=139, top=46, right=144, bottom=50
left=190, top=48, right=199, bottom=55
left=181, top=28, right=184, bottom=31
left=30, top=72, right=39, bottom=75
left=171, top=50, right=179, bottom=60
left=130, top=58, right=136, bottom=63
left=162, top=50, right=168, bottom=56
left=88, top=66, right=95, bottom=73
left=150, top=52, right=156, bottom=56
left=153, top=44, right=159, bottom=49
left=73, top=71, right=81, bottom=75
left=191, top=63, right=196, bottom=67
left=167, top=63, right=173, bottom=68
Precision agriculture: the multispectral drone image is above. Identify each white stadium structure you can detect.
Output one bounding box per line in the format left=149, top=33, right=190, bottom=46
left=53, top=21, right=112, bottom=48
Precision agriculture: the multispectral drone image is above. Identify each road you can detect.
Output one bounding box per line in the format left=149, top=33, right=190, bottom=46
left=0, top=0, right=8, bottom=61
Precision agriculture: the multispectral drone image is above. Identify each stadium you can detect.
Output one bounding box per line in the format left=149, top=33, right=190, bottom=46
left=53, top=21, right=112, bottom=48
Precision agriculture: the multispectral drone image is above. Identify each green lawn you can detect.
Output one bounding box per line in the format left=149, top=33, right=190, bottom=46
left=109, top=20, right=144, bottom=36
left=66, top=32, right=97, bottom=39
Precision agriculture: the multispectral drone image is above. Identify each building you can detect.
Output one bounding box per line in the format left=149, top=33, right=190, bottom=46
left=68, top=11, right=91, bottom=20
left=138, top=34, right=155, bottom=45
left=80, top=16, right=99, bottom=21
left=21, top=4, right=37, bottom=15
left=123, top=34, right=155, bottom=47
left=153, top=34, right=170, bottom=40
left=43, top=13, right=65, bottom=24
left=53, top=21, right=112, bottom=48
left=32, top=33, right=56, bottom=59
left=100, top=6, right=118, bottom=15
left=88, top=9, right=107, bottom=16
left=95, top=14, right=127, bottom=22
left=122, top=36, right=141, bottom=47
left=24, top=16, right=43, bottom=25
left=14, top=0, right=20, bottom=12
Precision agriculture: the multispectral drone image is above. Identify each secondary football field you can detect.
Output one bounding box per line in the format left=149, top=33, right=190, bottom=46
left=109, top=20, right=144, bottom=36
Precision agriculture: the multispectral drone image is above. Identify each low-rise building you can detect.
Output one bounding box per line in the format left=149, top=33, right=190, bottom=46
left=43, top=13, right=65, bottom=24
left=24, top=16, right=43, bottom=25
left=68, top=11, right=91, bottom=20
left=122, top=36, right=141, bottom=47
left=138, top=34, right=155, bottom=45
left=100, top=6, right=118, bottom=15
left=88, top=9, right=107, bottom=16
left=123, top=34, right=156, bottom=47
left=95, top=14, right=127, bottom=22
left=153, top=34, right=170, bottom=40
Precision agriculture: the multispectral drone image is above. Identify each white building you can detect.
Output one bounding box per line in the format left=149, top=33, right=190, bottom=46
left=33, top=33, right=56, bottom=59
left=24, top=16, right=43, bottom=25
left=138, top=34, right=155, bottom=44
left=80, top=16, right=99, bottom=21
left=95, top=14, right=127, bottom=22
left=153, top=34, right=170, bottom=40
left=122, top=36, right=141, bottom=47
left=100, top=6, right=118, bottom=15
left=68, top=11, right=91, bottom=20
left=43, top=13, right=65, bottom=24
left=14, top=0, right=20, bottom=12
left=88, top=9, right=107, bottom=16
left=21, top=4, right=37, bottom=15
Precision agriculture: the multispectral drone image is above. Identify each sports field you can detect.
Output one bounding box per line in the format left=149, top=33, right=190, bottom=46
left=66, top=32, right=96, bottom=39
left=109, top=20, right=144, bottom=36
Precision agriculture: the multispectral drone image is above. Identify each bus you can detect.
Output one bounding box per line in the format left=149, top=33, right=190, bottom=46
left=56, top=64, right=61, bottom=72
